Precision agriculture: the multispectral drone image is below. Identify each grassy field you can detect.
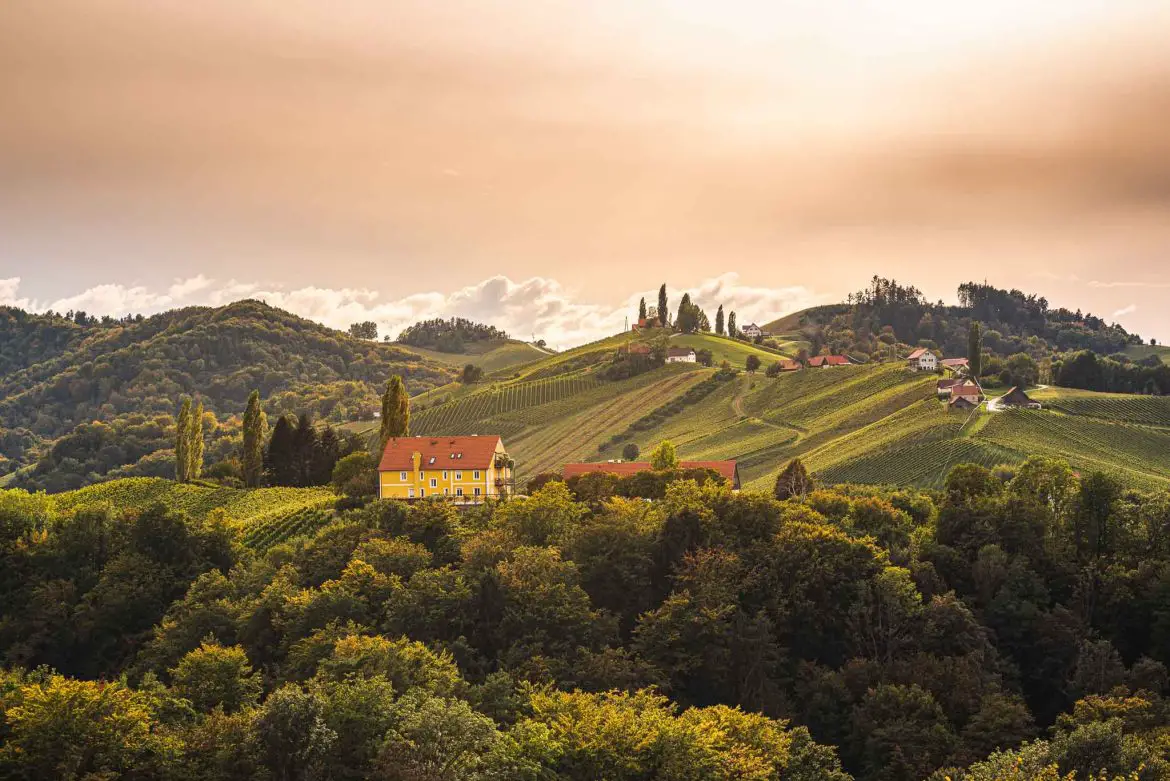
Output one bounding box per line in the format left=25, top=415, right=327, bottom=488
left=667, top=333, right=794, bottom=365
left=403, top=339, right=551, bottom=376
left=51, top=477, right=337, bottom=550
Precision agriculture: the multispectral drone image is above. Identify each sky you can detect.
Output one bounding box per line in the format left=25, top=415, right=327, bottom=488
left=2, top=1, right=1170, bottom=346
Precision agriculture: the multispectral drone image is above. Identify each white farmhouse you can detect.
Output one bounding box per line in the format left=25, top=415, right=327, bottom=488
left=907, top=348, right=937, bottom=372
left=666, top=347, right=697, bottom=364
left=741, top=323, right=763, bottom=340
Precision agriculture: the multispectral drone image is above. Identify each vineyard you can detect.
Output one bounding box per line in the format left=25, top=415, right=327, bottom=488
left=53, top=477, right=337, bottom=531
left=241, top=506, right=336, bottom=552
left=1031, top=388, right=1170, bottom=428
left=412, top=374, right=604, bottom=434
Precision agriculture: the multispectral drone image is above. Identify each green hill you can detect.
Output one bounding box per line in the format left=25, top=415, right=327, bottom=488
left=0, top=300, right=456, bottom=488
left=386, top=332, right=1170, bottom=491
left=401, top=338, right=552, bottom=376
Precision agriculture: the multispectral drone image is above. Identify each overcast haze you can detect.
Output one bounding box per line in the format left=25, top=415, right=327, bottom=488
left=2, top=1, right=1170, bottom=345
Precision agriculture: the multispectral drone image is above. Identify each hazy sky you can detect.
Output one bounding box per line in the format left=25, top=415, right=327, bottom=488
left=3, top=1, right=1170, bottom=345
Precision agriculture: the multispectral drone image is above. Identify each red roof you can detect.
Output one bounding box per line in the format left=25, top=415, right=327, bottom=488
left=809, top=355, right=850, bottom=367
left=907, top=348, right=929, bottom=360
left=562, top=460, right=740, bottom=486
left=779, top=360, right=801, bottom=371
left=941, top=358, right=969, bottom=367
left=951, top=381, right=981, bottom=398
left=378, top=435, right=502, bottom=472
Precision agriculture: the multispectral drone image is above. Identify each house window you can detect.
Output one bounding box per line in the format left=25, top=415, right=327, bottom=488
left=473, top=471, right=481, bottom=480
left=419, top=471, right=424, bottom=481
left=400, top=471, right=407, bottom=481
left=442, top=471, right=448, bottom=479
left=430, top=478, right=437, bottom=488
left=456, top=487, right=463, bottom=496
left=444, top=488, right=449, bottom=495
left=474, top=487, right=481, bottom=496
left=455, top=472, right=462, bottom=480
left=408, top=488, right=415, bottom=498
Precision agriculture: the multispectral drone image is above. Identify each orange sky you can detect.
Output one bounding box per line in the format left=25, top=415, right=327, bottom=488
left=2, top=1, right=1169, bottom=343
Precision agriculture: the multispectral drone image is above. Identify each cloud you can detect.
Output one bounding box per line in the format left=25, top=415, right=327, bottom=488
left=1112, top=304, right=1138, bottom=319
left=0, top=274, right=821, bottom=349
left=1090, top=280, right=1170, bottom=289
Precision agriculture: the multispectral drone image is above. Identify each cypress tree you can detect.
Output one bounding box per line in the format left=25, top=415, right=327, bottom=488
left=242, top=390, right=268, bottom=488
left=968, top=321, right=983, bottom=379
left=315, top=426, right=342, bottom=486
left=638, top=297, right=647, bottom=322
left=175, top=398, right=192, bottom=482
left=291, top=413, right=319, bottom=487
left=189, top=399, right=205, bottom=480
left=265, top=415, right=297, bottom=487
left=379, top=375, right=410, bottom=452
left=727, top=311, right=737, bottom=339
left=658, top=284, right=668, bottom=326
left=715, top=305, right=725, bottom=336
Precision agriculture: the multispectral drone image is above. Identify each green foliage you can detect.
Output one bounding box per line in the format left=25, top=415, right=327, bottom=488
left=650, top=440, right=680, bottom=470
left=461, top=364, right=486, bottom=384
left=969, top=321, right=984, bottom=379
left=774, top=458, right=815, bottom=500
left=348, top=321, right=378, bottom=340
left=171, top=640, right=262, bottom=713
left=176, top=397, right=192, bottom=483
left=242, top=390, right=268, bottom=488
left=379, top=375, right=411, bottom=451
left=622, top=442, right=640, bottom=461
left=396, top=317, right=507, bottom=351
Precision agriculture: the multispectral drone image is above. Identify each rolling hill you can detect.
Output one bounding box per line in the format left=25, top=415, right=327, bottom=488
left=376, top=330, right=1170, bottom=491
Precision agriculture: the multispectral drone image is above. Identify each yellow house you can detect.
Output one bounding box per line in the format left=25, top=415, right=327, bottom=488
left=377, top=435, right=513, bottom=502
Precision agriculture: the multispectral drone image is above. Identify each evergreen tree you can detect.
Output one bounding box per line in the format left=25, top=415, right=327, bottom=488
left=188, top=400, right=205, bottom=481
left=658, top=284, right=668, bottom=327
left=638, top=297, right=647, bottom=322
left=314, top=426, right=341, bottom=486
left=774, top=458, right=814, bottom=500
left=968, top=321, right=983, bottom=379
left=727, top=311, right=737, bottom=339
left=265, top=414, right=297, bottom=487
left=676, top=293, right=696, bottom=333
left=242, top=390, right=268, bottom=488
left=175, top=397, right=192, bottom=482
left=379, top=375, right=410, bottom=452
left=715, top=305, right=725, bottom=336
left=292, top=413, right=319, bottom=488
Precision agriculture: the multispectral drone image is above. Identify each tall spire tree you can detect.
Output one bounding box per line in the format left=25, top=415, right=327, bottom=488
left=968, top=321, right=983, bottom=379
left=658, top=284, right=668, bottom=327
left=638, top=297, right=647, bottom=322
left=242, top=390, right=268, bottom=488
left=727, top=311, right=737, bottom=339
left=715, top=305, right=725, bottom=336
left=265, top=415, right=297, bottom=487
left=189, top=399, right=205, bottom=481
left=379, top=375, right=411, bottom=452
left=175, top=397, right=192, bottom=482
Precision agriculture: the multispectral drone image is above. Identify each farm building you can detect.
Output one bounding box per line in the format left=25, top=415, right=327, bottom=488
left=562, top=460, right=741, bottom=490
left=808, top=355, right=850, bottom=368
left=950, top=381, right=983, bottom=402
left=1000, top=386, right=1042, bottom=409
left=937, top=378, right=959, bottom=397
left=378, top=435, right=513, bottom=502
left=778, top=359, right=802, bottom=372
left=941, top=358, right=969, bottom=372
left=949, top=395, right=979, bottom=411
left=666, top=347, right=697, bottom=363
left=741, top=323, right=764, bottom=339
left=907, top=348, right=938, bottom=372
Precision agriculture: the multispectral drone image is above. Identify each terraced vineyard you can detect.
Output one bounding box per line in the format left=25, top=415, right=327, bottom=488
left=413, top=374, right=604, bottom=434
left=53, top=478, right=337, bottom=532
left=242, top=506, right=336, bottom=552
left=1031, top=388, right=1170, bottom=427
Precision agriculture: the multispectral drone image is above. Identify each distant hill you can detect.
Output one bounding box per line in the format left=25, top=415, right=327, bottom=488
left=0, top=300, right=456, bottom=487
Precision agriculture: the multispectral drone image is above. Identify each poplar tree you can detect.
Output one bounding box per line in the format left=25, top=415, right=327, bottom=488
left=175, top=398, right=192, bottom=482
left=638, top=297, right=647, bottom=322
left=189, top=399, right=205, bottom=480
left=715, top=305, right=725, bottom=336
left=658, top=284, right=668, bottom=326
left=727, top=311, right=737, bottom=339
left=968, top=321, right=983, bottom=379
left=379, top=375, right=410, bottom=452
left=242, top=390, right=268, bottom=488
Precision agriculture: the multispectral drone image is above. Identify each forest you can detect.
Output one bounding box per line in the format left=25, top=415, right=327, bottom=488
left=3, top=457, right=1170, bottom=780
left=396, top=318, right=509, bottom=352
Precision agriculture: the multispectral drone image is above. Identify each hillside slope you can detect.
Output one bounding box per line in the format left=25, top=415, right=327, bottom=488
left=384, top=332, right=1170, bottom=491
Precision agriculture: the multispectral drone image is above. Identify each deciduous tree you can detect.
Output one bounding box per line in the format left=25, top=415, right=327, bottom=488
left=379, top=375, right=410, bottom=452
left=242, top=390, right=268, bottom=487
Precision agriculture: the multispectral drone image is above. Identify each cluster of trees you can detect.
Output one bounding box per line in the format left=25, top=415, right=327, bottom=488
left=812, top=276, right=1143, bottom=370
left=264, top=413, right=361, bottom=488
left=396, top=318, right=508, bottom=353
left=0, top=300, right=454, bottom=486
left=637, top=286, right=747, bottom=340
left=4, top=455, right=1170, bottom=778
left=1055, top=350, right=1170, bottom=395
